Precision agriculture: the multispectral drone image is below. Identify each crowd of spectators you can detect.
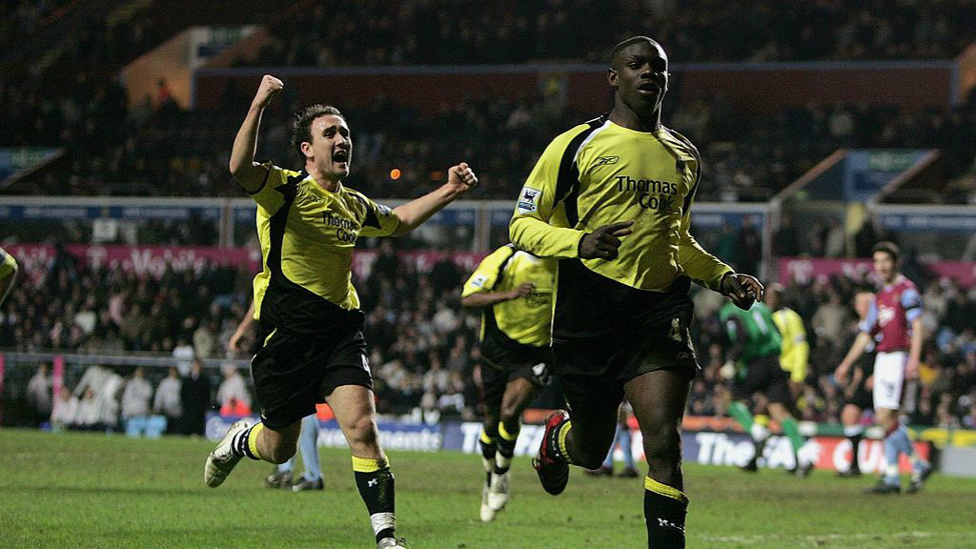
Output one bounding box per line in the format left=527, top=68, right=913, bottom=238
left=234, top=0, right=976, bottom=67
left=9, top=77, right=976, bottom=207
left=24, top=359, right=248, bottom=436
left=5, top=239, right=976, bottom=430
left=4, top=0, right=976, bottom=204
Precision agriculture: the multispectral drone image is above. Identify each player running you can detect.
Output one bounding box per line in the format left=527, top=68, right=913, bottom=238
left=461, top=244, right=556, bottom=522
left=509, top=36, right=763, bottom=548
left=835, top=242, right=933, bottom=494
left=205, top=74, right=479, bottom=549
left=720, top=300, right=813, bottom=476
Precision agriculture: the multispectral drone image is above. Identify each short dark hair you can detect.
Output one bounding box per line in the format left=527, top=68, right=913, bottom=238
left=292, top=104, right=344, bottom=157
left=610, top=36, right=657, bottom=68
left=871, top=241, right=900, bottom=262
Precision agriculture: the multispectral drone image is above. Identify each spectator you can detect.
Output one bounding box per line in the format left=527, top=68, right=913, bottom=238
left=153, top=367, right=183, bottom=434
left=50, top=387, right=78, bottom=431
left=180, top=359, right=213, bottom=436
left=26, top=364, right=53, bottom=426
left=216, top=362, right=250, bottom=412
left=172, top=337, right=195, bottom=375
left=121, top=366, right=153, bottom=420
left=73, top=388, right=101, bottom=430
left=735, top=216, right=762, bottom=274
left=193, top=319, right=217, bottom=359
left=774, top=214, right=800, bottom=257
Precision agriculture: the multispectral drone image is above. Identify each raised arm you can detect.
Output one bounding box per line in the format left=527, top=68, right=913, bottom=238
left=391, top=162, right=478, bottom=236
left=229, top=75, right=283, bottom=192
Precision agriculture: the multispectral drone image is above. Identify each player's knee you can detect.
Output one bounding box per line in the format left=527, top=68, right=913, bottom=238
left=344, top=415, right=380, bottom=447
left=498, top=405, right=521, bottom=427
left=642, top=424, right=681, bottom=464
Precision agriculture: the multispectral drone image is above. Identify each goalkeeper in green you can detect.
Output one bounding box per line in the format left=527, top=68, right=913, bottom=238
left=720, top=300, right=812, bottom=476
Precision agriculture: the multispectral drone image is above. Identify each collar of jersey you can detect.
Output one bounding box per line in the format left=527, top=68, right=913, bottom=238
left=607, top=120, right=667, bottom=139
left=303, top=172, right=344, bottom=195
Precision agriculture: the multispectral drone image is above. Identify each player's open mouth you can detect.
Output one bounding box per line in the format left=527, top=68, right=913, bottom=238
left=638, top=83, right=659, bottom=94
left=333, top=150, right=349, bottom=164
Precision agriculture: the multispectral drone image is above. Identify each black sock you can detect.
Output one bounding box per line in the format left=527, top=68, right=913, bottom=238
left=495, top=422, right=519, bottom=474
left=353, top=459, right=396, bottom=543
left=644, top=478, right=687, bottom=549
left=480, top=426, right=498, bottom=482
left=849, top=434, right=863, bottom=471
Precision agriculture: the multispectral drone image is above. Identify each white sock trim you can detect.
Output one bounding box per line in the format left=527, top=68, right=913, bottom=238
left=750, top=423, right=770, bottom=442
left=370, top=512, right=396, bottom=537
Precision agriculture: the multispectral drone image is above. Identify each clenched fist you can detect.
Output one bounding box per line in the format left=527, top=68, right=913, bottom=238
left=447, top=162, right=479, bottom=192
left=721, top=272, right=764, bottom=310
left=252, top=74, right=283, bottom=110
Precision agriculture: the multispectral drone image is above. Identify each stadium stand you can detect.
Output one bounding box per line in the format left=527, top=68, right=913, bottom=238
left=4, top=241, right=976, bottom=430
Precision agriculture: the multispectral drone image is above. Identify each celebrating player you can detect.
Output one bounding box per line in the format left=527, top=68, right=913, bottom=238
left=509, top=36, right=763, bottom=548
left=835, top=242, right=933, bottom=493
left=461, top=243, right=556, bottom=522
left=721, top=299, right=812, bottom=476
left=0, top=247, right=18, bottom=306
left=205, top=74, right=479, bottom=549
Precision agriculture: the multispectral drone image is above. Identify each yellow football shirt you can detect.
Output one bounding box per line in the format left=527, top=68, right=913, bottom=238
left=249, top=164, right=400, bottom=332
left=509, top=117, right=731, bottom=293
left=773, top=307, right=809, bottom=383
left=462, top=245, right=556, bottom=348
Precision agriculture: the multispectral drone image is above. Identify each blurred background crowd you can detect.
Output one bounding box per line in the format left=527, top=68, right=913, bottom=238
left=2, top=0, right=976, bottom=435
left=5, top=243, right=975, bottom=432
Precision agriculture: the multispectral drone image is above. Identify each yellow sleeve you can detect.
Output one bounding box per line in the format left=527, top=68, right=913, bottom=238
left=246, top=163, right=301, bottom=216
left=0, top=248, right=17, bottom=279
left=462, top=246, right=515, bottom=298
left=773, top=311, right=793, bottom=356
left=509, top=126, right=590, bottom=259
left=674, top=142, right=732, bottom=291
left=353, top=192, right=401, bottom=238
left=788, top=310, right=810, bottom=371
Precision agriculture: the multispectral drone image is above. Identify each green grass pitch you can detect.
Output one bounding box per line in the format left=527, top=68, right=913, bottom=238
left=1, top=429, right=975, bottom=548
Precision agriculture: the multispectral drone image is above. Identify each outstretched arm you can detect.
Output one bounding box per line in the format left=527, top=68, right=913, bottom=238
left=462, top=283, right=532, bottom=309
left=229, top=74, right=283, bottom=192
left=391, top=163, right=478, bottom=236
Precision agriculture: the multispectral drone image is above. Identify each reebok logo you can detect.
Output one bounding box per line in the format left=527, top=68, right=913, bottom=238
left=594, top=155, right=619, bottom=166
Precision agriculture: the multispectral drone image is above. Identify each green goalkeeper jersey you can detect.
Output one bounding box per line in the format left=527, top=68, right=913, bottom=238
left=719, top=301, right=782, bottom=364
